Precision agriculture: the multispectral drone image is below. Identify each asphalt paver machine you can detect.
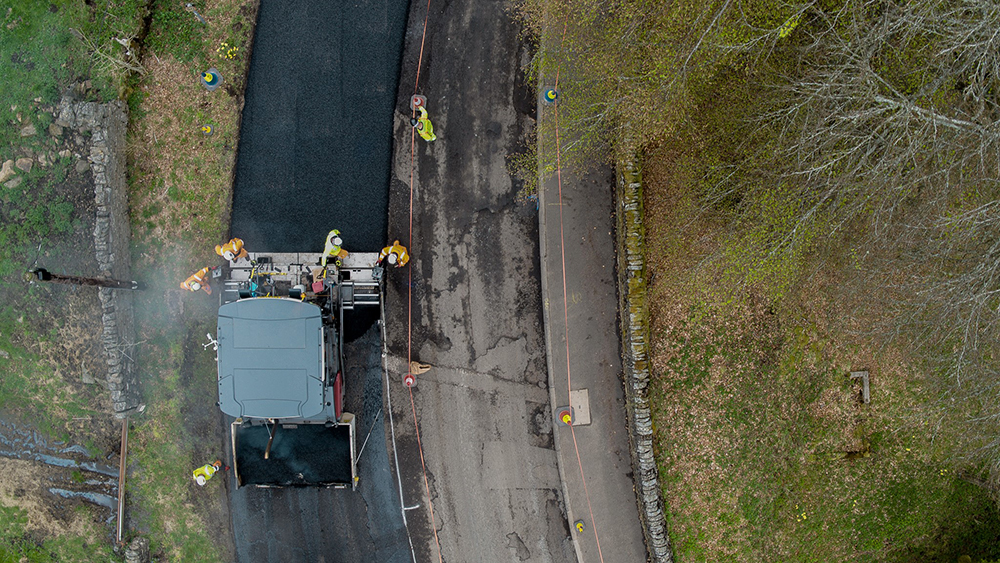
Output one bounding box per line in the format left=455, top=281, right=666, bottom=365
left=215, top=250, right=382, bottom=488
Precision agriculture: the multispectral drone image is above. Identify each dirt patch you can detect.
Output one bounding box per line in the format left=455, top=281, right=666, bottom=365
left=0, top=458, right=102, bottom=537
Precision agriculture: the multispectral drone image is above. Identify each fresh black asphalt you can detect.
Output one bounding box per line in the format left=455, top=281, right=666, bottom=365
left=231, top=0, right=408, bottom=253
left=227, top=0, right=410, bottom=560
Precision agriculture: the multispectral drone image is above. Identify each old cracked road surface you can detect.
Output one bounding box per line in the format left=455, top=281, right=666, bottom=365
left=384, top=0, right=577, bottom=561
left=229, top=0, right=581, bottom=560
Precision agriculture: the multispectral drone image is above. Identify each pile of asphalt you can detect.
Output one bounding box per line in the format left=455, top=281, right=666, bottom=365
left=231, top=0, right=409, bottom=253
left=235, top=423, right=352, bottom=486
left=343, top=306, right=379, bottom=343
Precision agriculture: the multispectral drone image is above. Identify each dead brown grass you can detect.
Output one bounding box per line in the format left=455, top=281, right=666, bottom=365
left=0, top=459, right=93, bottom=538
left=129, top=50, right=238, bottom=261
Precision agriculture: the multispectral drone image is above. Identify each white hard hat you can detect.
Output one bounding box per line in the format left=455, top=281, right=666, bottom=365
left=190, top=282, right=201, bottom=291
left=195, top=475, right=206, bottom=486
left=387, top=253, right=397, bottom=264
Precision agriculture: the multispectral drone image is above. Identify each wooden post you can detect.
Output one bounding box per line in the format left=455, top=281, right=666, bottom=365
left=117, top=418, right=128, bottom=544
left=850, top=371, right=870, bottom=404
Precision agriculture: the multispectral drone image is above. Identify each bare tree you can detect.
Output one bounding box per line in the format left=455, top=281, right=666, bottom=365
left=708, top=0, right=1000, bottom=477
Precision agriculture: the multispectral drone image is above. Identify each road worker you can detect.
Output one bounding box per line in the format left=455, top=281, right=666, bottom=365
left=321, top=229, right=349, bottom=267
left=181, top=267, right=213, bottom=294
left=215, top=237, right=249, bottom=262
left=378, top=240, right=409, bottom=267
left=410, top=106, right=436, bottom=142
left=192, top=460, right=224, bottom=486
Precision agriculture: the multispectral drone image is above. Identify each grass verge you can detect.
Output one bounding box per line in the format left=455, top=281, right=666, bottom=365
left=0, top=0, right=254, bottom=559
left=0, top=3, right=145, bottom=557
left=122, top=1, right=258, bottom=559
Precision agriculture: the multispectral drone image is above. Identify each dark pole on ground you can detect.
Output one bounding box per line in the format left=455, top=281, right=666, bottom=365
left=117, top=418, right=128, bottom=545
left=28, top=268, right=145, bottom=290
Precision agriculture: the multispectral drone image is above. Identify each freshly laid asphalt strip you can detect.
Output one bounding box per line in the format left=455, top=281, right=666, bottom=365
left=227, top=0, right=410, bottom=560
left=231, top=0, right=408, bottom=253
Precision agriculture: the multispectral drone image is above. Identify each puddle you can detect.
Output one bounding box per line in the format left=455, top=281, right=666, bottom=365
left=34, top=454, right=118, bottom=477
left=0, top=419, right=116, bottom=475
left=0, top=419, right=119, bottom=511
left=60, top=444, right=91, bottom=455
left=48, top=488, right=116, bottom=509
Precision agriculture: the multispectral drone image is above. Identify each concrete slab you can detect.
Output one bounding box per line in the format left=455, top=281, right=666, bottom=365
left=569, top=389, right=591, bottom=426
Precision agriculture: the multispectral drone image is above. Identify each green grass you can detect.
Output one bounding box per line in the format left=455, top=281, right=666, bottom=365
left=0, top=1, right=149, bottom=147
left=0, top=2, right=87, bottom=149
left=0, top=0, right=148, bottom=427
left=0, top=0, right=144, bottom=296
left=0, top=299, right=105, bottom=436
left=130, top=405, right=220, bottom=562
left=118, top=255, right=225, bottom=561
left=0, top=137, right=74, bottom=259
left=651, top=301, right=1000, bottom=562
left=0, top=502, right=116, bottom=563
left=0, top=0, right=240, bottom=560
left=145, top=2, right=208, bottom=64
left=0, top=4, right=146, bottom=558
left=635, top=52, right=1000, bottom=560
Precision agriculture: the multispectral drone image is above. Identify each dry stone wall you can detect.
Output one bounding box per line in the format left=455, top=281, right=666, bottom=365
left=55, top=95, right=140, bottom=417
left=616, top=158, right=673, bottom=562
